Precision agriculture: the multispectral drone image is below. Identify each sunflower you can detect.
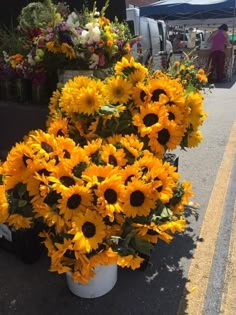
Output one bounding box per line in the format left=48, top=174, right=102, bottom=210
left=122, top=178, right=156, bottom=218
left=52, top=136, right=76, bottom=161
left=0, top=185, right=9, bottom=223
left=185, top=91, right=206, bottom=130
left=166, top=104, right=185, bottom=126
left=26, top=130, right=57, bottom=161
left=132, top=222, right=160, bottom=244
left=47, top=118, right=69, bottom=138
left=119, top=164, right=141, bottom=185
left=132, top=82, right=151, bottom=107
left=62, top=146, right=90, bottom=178
left=148, top=123, right=185, bottom=156
left=61, top=42, right=76, bottom=59
left=71, top=209, right=107, bottom=253
left=7, top=214, right=32, bottom=230
left=114, top=56, right=148, bottom=81
left=82, top=164, right=116, bottom=187
left=104, top=75, right=133, bottom=104
left=117, top=254, right=144, bottom=270
left=2, top=142, right=34, bottom=176
left=95, top=174, right=124, bottom=220
left=83, top=138, right=103, bottom=162
left=89, top=248, right=118, bottom=268
left=100, top=143, right=127, bottom=167
left=169, top=180, right=193, bottom=214
left=120, top=134, right=144, bottom=161
left=25, top=158, right=56, bottom=197
left=147, top=165, right=176, bottom=204
left=158, top=219, right=186, bottom=236
left=33, top=201, right=66, bottom=233
left=187, top=130, right=203, bottom=148
left=59, top=77, right=105, bottom=116
left=114, top=56, right=137, bottom=74
left=46, top=41, right=61, bottom=54
left=57, top=184, right=93, bottom=221
left=133, top=102, right=169, bottom=137
left=76, top=85, right=104, bottom=115
left=48, top=89, right=62, bottom=116
left=147, top=76, right=186, bottom=110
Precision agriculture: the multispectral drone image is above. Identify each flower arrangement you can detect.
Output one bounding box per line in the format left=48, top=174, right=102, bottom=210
left=43, top=0, right=133, bottom=70
left=169, top=52, right=209, bottom=91
left=0, top=54, right=207, bottom=283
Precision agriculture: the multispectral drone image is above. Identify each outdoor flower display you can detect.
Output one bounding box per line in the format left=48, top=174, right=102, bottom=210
left=0, top=0, right=134, bottom=104
left=0, top=55, right=208, bottom=284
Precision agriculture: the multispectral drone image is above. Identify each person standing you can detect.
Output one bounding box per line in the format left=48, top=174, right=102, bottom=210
left=207, top=24, right=231, bottom=82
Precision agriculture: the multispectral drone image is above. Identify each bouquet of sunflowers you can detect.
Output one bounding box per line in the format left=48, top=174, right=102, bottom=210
left=0, top=55, right=207, bottom=283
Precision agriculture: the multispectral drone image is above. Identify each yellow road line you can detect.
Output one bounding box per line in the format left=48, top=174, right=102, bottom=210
left=177, top=120, right=236, bottom=315
left=219, top=198, right=236, bottom=315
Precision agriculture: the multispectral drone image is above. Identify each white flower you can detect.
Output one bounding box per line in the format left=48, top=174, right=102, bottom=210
left=66, top=12, right=80, bottom=29
left=80, top=23, right=101, bottom=45
left=89, top=53, right=99, bottom=69
left=27, top=53, right=35, bottom=66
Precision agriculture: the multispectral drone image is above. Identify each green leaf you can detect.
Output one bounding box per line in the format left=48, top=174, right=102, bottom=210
left=160, top=207, right=173, bottom=218
left=99, top=104, right=119, bottom=115
left=132, top=238, right=154, bottom=256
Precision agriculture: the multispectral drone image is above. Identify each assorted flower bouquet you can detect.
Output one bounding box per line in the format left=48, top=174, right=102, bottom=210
left=0, top=54, right=208, bottom=283
left=0, top=0, right=134, bottom=104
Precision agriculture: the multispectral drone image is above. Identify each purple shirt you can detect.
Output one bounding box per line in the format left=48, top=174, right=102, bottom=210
left=211, top=30, right=227, bottom=52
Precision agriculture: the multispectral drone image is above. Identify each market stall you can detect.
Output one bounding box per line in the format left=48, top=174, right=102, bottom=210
left=140, top=0, right=236, bottom=80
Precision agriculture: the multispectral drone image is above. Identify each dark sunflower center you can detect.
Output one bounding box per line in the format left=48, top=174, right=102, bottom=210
left=82, top=222, right=96, bottom=238
left=60, top=176, right=75, bottom=187
left=37, top=168, right=50, bottom=177
left=157, top=128, right=170, bottom=145
left=86, top=97, right=94, bottom=106
left=168, top=112, right=175, bottom=121
left=97, top=176, right=105, bottom=182
left=57, top=129, right=64, bottom=137
left=157, top=184, right=163, bottom=192
left=140, top=90, right=147, bottom=102
left=73, top=162, right=87, bottom=178
left=151, top=89, right=166, bottom=102
left=108, top=155, right=117, bottom=166
left=143, top=113, right=159, bottom=127
left=44, top=190, right=61, bottom=206
left=130, top=190, right=145, bottom=207
left=22, top=154, right=30, bottom=167
left=104, top=188, right=117, bottom=204
left=63, top=150, right=71, bottom=159
left=125, top=175, right=134, bottom=185
left=115, top=88, right=122, bottom=96
left=67, top=194, right=82, bottom=209
left=64, top=250, right=75, bottom=259
left=141, top=166, right=148, bottom=175
left=147, top=229, right=158, bottom=235
left=41, top=141, right=53, bottom=153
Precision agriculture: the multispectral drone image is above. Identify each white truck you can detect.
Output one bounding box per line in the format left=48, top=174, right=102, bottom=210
left=126, top=7, right=172, bottom=70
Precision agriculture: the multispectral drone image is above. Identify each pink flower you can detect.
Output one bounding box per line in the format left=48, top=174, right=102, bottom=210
left=98, top=53, right=105, bottom=67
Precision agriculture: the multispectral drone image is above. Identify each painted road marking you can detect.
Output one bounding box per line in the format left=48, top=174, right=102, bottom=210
left=219, top=198, right=236, bottom=314
left=177, top=120, right=236, bottom=314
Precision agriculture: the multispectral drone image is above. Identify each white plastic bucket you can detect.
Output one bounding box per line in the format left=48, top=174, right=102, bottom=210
left=66, top=264, right=118, bottom=298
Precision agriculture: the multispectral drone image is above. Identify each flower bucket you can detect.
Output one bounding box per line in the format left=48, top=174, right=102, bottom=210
left=0, top=223, right=43, bottom=264
left=66, top=264, right=118, bottom=298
